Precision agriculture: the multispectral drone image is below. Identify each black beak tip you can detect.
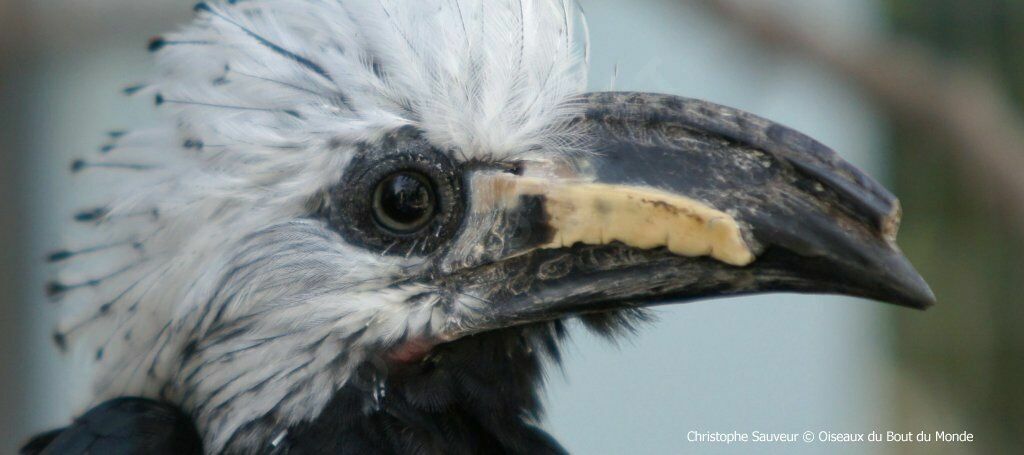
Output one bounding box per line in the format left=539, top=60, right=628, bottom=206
left=882, top=254, right=936, bottom=310
left=894, top=277, right=936, bottom=310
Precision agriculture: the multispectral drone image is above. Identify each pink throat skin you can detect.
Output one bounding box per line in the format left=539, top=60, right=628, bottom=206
left=386, top=337, right=438, bottom=364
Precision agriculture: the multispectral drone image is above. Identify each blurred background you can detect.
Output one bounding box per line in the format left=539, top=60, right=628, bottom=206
left=1, top=0, right=1020, bottom=454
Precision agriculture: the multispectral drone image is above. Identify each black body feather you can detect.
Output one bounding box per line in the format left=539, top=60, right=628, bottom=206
left=20, top=398, right=202, bottom=455
left=24, top=312, right=647, bottom=454
left=272, top=323, right=570, bottom=454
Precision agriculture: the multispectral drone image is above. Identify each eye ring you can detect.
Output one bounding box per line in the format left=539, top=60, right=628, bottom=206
left=372, top=171, right=438, bottom=234
left=322, top=126, right=465, bottom=256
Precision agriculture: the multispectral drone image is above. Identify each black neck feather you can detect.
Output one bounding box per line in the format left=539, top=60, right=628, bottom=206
left=279, top=322, right=568, bottom=455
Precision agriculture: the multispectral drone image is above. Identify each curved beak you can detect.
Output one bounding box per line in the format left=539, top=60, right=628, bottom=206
left=443, top=92, right=934, bottom=335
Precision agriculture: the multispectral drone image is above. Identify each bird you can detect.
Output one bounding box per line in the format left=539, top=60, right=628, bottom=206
left=24, top=1, right=935, bottom=453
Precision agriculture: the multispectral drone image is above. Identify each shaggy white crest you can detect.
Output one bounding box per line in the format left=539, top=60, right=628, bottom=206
left=53, top=0, right=589, bottom=451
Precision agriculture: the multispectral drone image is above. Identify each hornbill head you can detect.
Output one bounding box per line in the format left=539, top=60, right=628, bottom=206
left=48, top=0, right=933, bottom=452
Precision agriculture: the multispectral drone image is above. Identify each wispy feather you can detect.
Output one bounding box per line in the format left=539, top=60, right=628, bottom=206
left=55, top=1, right=589, bottom=452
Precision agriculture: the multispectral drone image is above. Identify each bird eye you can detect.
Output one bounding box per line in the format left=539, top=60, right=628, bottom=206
left=322, top=127, right=464, bottom=256
left=372, top=171, right=437, bottom=234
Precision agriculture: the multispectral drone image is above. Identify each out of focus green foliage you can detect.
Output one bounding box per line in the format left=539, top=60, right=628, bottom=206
left=885, top=0, right=1024, bottom=452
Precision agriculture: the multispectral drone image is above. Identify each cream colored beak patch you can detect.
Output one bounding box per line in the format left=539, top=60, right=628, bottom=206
left=486, top=175, right=756, bottom=267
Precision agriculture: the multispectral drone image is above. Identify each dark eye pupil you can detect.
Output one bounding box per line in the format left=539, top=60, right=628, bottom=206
left=373, top=172, right=436, bottom=233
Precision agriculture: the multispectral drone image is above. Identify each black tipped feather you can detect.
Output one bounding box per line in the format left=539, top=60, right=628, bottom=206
left=148, top=36, right=166, bottom=52
left=47, top=250, right=75, bottom=263
left=45, top=281, right=70, bottom=299
left=70, top=160, right=157, bottom=172
left=75, top=207, right=109, bottom=222
left=52, top=331, right=67, bottom=352
left=122, top=84, right=147, bottom=96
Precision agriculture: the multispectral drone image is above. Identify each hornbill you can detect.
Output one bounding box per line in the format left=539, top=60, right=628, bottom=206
left=25, top=1, right=934, bottom=453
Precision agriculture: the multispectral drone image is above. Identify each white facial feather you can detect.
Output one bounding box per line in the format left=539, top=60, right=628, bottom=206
left=55, top=0, right=589, bottom=452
